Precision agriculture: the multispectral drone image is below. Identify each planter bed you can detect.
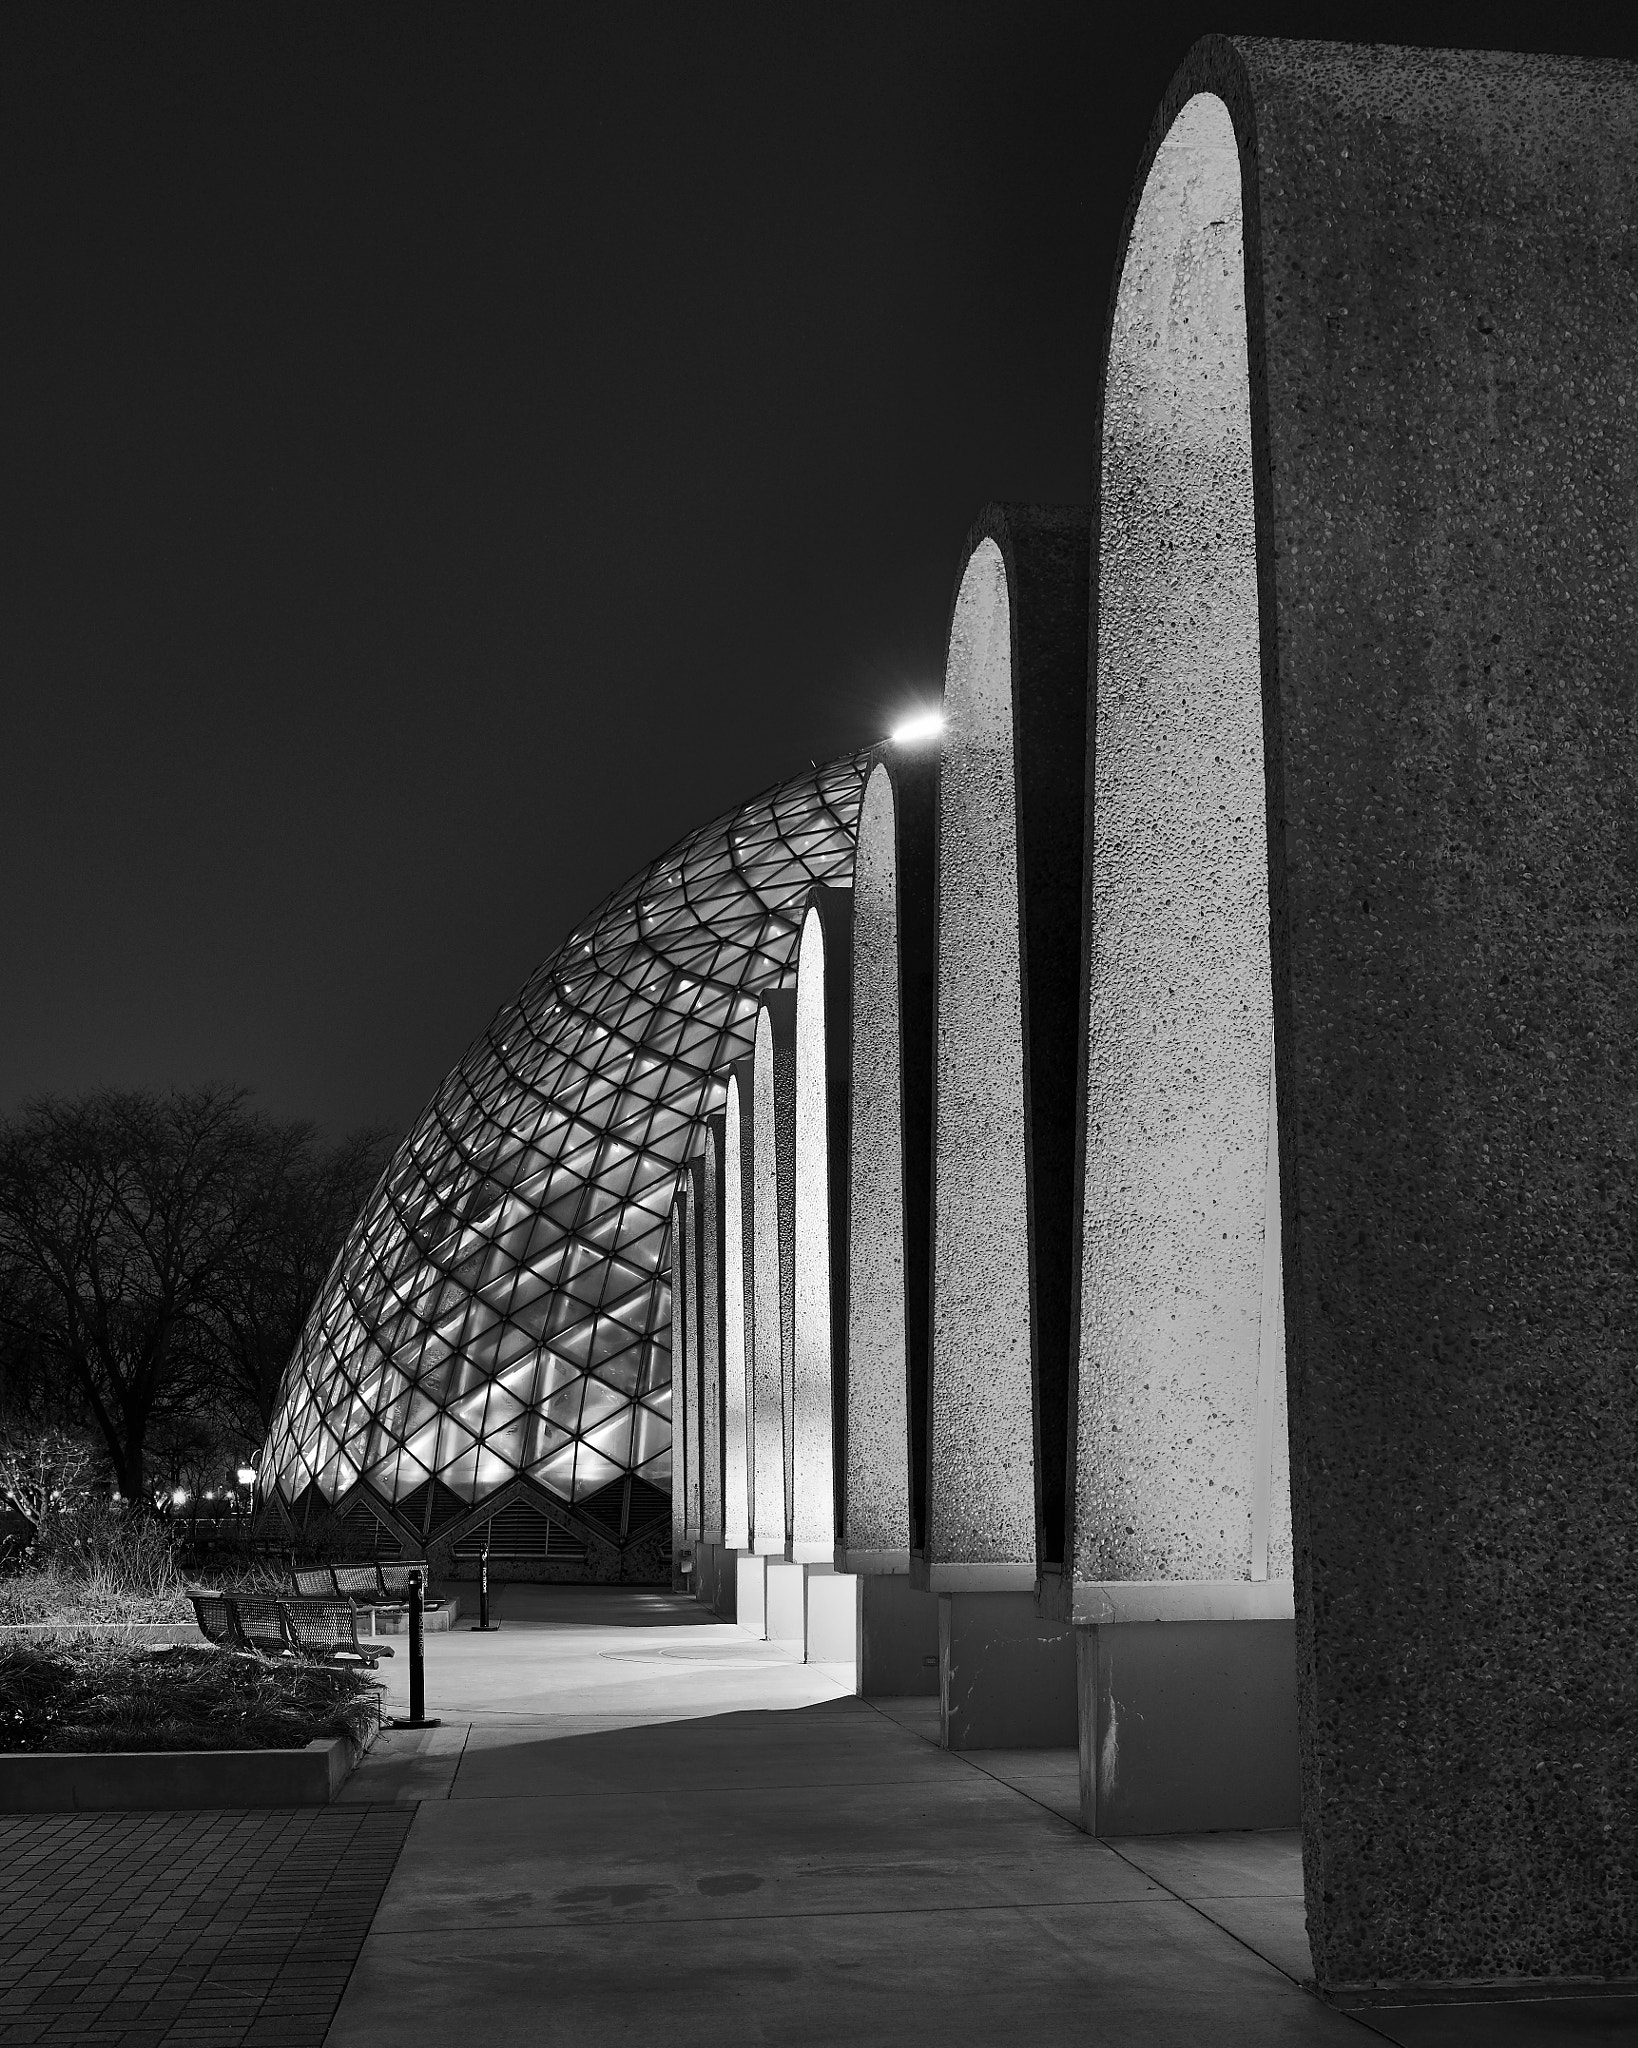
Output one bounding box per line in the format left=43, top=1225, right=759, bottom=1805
left=0, top=1621, right=206, bottom=1644
left=0, top=1638, right=384, bottom=1810
left=0, top=1722, right=376, bottom=1811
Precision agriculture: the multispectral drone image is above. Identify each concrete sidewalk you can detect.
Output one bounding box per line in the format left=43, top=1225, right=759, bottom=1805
left=327, top=1583, right=1353, bottom=2047
left=330, top=1585, right=1638, bottom=2047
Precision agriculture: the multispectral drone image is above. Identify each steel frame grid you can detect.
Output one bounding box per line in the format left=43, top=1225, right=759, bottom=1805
left=263, top=749, right=875, bottom=1520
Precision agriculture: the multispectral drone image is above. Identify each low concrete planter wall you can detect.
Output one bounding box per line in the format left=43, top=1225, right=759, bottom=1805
left=0, top=1725, right=375, bottom=1812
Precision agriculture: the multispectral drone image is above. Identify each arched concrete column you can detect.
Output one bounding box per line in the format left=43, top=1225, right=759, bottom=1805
left=667, top=1158, right=703, bottom=1584
left=928, top=503, right=1090, bottom=1744
left=720, top=1062, right=755, bottom=1558
left=1076, top=89, right=1285, bottom=1606
left=1076, top=37, right=1638, bottom=1991
left=697, top=1115, right=727, bottom=1570
left=1072, top=88, right=1294, bottom=1845
left=843, top=751, right=937, bottom=1575
left=790, top=887, right=852, bottom=1564
left=750, top=994, right=797, bottom=1557
left=840, top=752, right=942, bottom=1692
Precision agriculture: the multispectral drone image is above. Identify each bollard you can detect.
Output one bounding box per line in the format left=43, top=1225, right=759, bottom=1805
left=469, top=1538, right=500, bottom=1631
left=391, top=1566, right=441, bottom=1729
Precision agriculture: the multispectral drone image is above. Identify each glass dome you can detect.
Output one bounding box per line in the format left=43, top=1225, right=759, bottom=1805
left=261, top=747, right=874, bottom=1547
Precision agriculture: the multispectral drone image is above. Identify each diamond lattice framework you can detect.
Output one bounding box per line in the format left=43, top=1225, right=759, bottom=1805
left=262, top=748, right=874, bottom=1524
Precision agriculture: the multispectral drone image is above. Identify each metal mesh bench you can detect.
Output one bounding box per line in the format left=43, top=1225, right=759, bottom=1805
left=187, top=1590, right=245, bottom=1650
left=188, top=1588, right=396, bottom=1668
left=228, top=1593, right=293, bottom=1658
left=186, top=1589, right=290, bottom=1658
left=330, top=1564, right=385, bottom=1600
left=277, top=1597, right=394, bottom=1669
left=282, top=1561, right=439, bottom=1607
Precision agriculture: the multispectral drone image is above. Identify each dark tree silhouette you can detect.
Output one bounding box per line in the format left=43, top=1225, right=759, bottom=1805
left=0, top=1087, right=385, bottom=1502
left=201, top=1125, right=390, bottom=1437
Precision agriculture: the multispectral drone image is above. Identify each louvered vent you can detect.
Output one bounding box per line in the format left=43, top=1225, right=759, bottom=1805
left=337, top=1500, right=404, bottom=1556
left=396, top=1478, right=473, bottom=1539
left=578, top=1473, right=669, bottom=1543
left=453, top=1499, right=584, bottom=1558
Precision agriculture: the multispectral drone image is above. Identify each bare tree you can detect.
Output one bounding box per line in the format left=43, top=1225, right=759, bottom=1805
left=0, top=1426, right=91, bottom=1540
left=0, top=1087, right=308, bottom=1503
left=201, top=1125, right=391, bottom=1440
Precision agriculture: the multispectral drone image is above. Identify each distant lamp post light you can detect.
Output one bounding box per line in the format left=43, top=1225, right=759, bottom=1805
left=889, top=709, right=943, bottom=746
left=170, top=1487, right=188, bottom=1510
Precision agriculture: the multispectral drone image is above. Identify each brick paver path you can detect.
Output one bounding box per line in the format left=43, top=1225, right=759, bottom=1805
left=0, top=1807, right=413, bottom=2046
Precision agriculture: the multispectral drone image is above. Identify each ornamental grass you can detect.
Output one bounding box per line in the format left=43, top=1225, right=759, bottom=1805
left=0, top=1637, right=380, bottom=1754
left=0, top=1505, right=192, bottom=1625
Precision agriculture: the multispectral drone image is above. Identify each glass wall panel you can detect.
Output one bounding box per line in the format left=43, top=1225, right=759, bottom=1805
left=263, top=752, right=873, bottom=1511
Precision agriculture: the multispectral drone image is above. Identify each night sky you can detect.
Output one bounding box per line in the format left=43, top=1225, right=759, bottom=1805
left=4, top=2, right=1633, bottom=1140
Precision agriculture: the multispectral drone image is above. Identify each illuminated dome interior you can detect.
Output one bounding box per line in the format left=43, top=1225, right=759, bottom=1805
left=262, top=749, right=874, bottom=1554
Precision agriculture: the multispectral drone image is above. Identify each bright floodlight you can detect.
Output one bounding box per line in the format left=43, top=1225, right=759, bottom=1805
left=890, top=709, right=944, bottom=745
left=237, top=1465, right=257, bottom=1486
left=170, top=1487, right=188, bottom=1507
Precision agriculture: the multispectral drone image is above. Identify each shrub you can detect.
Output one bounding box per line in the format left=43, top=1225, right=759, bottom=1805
left=0, top=1636, right=380, bottom=1753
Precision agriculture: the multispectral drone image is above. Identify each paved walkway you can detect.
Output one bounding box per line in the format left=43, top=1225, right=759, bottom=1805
left=8, top=1588, right=1637, bottom=2045
left=0, top=1806, right=410, bottom=2046
left=325, top=1585, right=1378, bottom=2046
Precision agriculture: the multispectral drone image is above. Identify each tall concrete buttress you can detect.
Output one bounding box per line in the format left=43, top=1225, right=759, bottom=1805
left=750, top=998, right=797, bottom=1554
left=928, top=504, right=1091, bottom=1587
left=841, top=750, right=942, bottom=1694
left=1074, top=36, right=1638, bottom=1989
left=668, top=1186, right=688, bottom=1579
left=674, top=1158, right=704, bottom=1553
left=698, top=1116, right=726, bottom=1554
left=790, top=888, right=852, bottom=1564
left=720, top=1065, right=755, bottom=1554
left=927, top=503, right=1090, bottom=1744
left=843, top=751, right=938, bottom=1572
left=668, top=1164, right=702, bottom=1582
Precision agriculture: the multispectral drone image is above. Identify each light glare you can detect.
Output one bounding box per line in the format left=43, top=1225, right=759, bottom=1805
left=890, top=710, right=944, bottom=746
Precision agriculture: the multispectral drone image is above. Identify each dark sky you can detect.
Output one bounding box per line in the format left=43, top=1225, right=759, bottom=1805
left=4, top=2, right=1633, bottom=1140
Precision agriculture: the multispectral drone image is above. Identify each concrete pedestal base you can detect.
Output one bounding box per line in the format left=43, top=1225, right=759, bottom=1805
left=938, top=1591, right=1076, bottom=1749
left=859, top=1574, right=939, bottom=1696
left=694, top=1543, right=738, bottom=1619
left=804, top=1570, right=859, bottom=1667
left=736, top=1552, right=768, bottom=1638
left=1076, top=1619, right=1300, bottom=1835
left=765, top=1561, right=806, bottom=1643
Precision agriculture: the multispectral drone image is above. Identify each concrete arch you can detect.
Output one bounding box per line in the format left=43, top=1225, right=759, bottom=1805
left=750, top=994, right=797, bottom=1554
left=698, top=1115, right=726, bottom=1553
left=790, top=887, right=853, bottom=1564
left=928, top=504, right=1091, bottom=1596
left=1078, top=37, right=1638, bottom=1989
left=721, top=1063, right=755, bottom=1553
left=1074, top=89, right=1288, bottom=1600
left=843, top=752, right=937, bottom=1572
left=668, top=1158, right=703, bottom=1573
